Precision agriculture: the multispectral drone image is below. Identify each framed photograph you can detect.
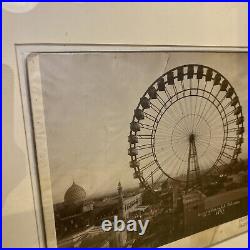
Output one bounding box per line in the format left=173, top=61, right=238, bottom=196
left=17, top=45, right=248, bottom=248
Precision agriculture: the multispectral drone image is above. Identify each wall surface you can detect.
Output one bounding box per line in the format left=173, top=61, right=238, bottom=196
left=2, top=2, right=248, bottom=248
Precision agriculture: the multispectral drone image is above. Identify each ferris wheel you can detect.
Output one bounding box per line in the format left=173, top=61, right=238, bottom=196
left=128, top=64, right=244, bottom=193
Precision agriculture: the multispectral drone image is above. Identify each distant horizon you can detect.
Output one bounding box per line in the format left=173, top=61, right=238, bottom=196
left=53, top=182, right=143, bottom=205
left=53, top=157, right=248, bottom=204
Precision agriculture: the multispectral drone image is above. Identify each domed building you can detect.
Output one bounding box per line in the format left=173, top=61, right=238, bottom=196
left=64, top=181, right=86, bottom=205
left=54, top=181, right=94, bottom=240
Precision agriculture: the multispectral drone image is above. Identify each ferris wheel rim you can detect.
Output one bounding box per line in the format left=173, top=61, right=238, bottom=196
left=129, top=64, right=244, bottom=192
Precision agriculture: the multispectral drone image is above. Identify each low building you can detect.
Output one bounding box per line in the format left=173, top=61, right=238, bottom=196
left=123, top=193, right=143, bottom=219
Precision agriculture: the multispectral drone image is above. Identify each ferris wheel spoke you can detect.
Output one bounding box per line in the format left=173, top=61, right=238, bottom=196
left=162, top=147, right=186, bottom=166
left=198, top=137, right=224, bottom=144
left=189, top=79, right=192, bottom=94
left=206, top=115, right=224, bottom=134
left=144, top=112, right=157, bottom=122
left=157, top=115, right=178, bottom=130
left=155, top=147, right=174, bottom=158
left=199, top=134, right=222, bottom=143
left=182, top=116, right=194, bottom=135
left=144, top=168, right=160, bottom=182
left=178, top=96, right=188, bottom=122
left=194, top=92, right=213, bottom=129
left=227, top=117, right=239, bottom=126
left=152, top=173, right=166, bottom=187
left=196, top=139, right=221, bottom=151
left=156, top=150, right=178, bottom=166
left=173, top=120, right=191, bottom=135
left=224, top=144, right=237, bottom=151
left=140, top=160, right=156, bottom=172
left=201, top=134, right=225, bottom=139
left=154, top=144, right=172, bottom=153
left=216, top=157, right=229, bottom=166
left=195, top=123, right=211, bottom=138
left=206, top=104, right=225, bottom=124
left=201, top=155, right=217, bottom=171
left=163, top=104, right=185, bottom=126
left=171, top=84, right=178, bottom=98
left=202, top=80, right=208, bottom=95
left=155, top=139, right=184, bottom=147
left=205, top=147, right=230, bottom=166
left=156, top=132, right=179, bottom=142
left=171, top=135, right=189, bottom=143
left=155, top=139, right=186, bottom=149
left=155, top=133, right=182, bottom=140
left=137, top=152, right=154, bottom=162
left=197, top=79, right=200, bottom=94
left=205, top=116, right=222, bottom=130
left=163, top=154, right=179, bottom=177
left=200, top=154, right=212, bottom=171
left=164, top=87, right=172, bottom=100
left=191, top=89, right=200, bottom=132
left=136, top=144, right=153, bottom=151
left=137, top=134, right=152, bottom=140
left=139, top=122, right=154, bottom=130
left=159, top=117, right=188, bottom=136
left=200, top=89, right=219, bottom=117
left=158, top=153, right=176, bottom=169
left=181, top=89, right=189, bottom=117
left=157, top=109, right=181, bottom=127
left=203, top=103, right=220, bottom=125
left=196, top=122, right=217, bottom=138
left=193, top=97, right=211, bottom=130
left=196, top=138, right=210, bottom=146
left=194, top=97, right=205, bottom=128
left=204, top=152, right=216, bottom=167
left=156, top=93, right=166, bottom=106
left=195, top=142, right=220, bottom=160
left=180, top=80, right=186, bottom=96
left=198, top=150, right=217, bottom=170
left=198, top=139, right=221, bottom=148
left=224, top=105, right=242, bottom=118
left=169, top=159, right=182, bottom=178
left=177, top=114, right=195, bottom=135
left=150, top=103, right=161, bottom=113
left=173, top=88, right=186, bottom=118
left=173, top=145, right=189, bottom=177
left=227, top=136, right=240, bottom=142
left=188, top=81, right=193, bottom=125
left=170, top=98, right=186, bottom=122
left=221, top=151, right=234, bottom=160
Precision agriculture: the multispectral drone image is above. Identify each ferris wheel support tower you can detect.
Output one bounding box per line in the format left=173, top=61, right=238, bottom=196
left=186, top=133, right=202, bottom=193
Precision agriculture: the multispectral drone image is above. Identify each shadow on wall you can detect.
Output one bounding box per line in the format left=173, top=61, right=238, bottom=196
left=2, top=64, right=27, bottom=204
left=2, top=64, right=41, bottom=247
left=2, top=64, right=39, bottom=247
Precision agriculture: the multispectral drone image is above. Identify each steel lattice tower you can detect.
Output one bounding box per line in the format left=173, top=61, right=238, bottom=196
left=185, top=134, right=202, bottom=193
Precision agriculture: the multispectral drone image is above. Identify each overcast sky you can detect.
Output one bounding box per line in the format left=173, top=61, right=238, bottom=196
left=37, top=51, right=248, bottom=203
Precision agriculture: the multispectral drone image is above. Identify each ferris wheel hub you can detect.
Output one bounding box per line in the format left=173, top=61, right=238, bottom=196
left=189, top=134, right=195, bottom=143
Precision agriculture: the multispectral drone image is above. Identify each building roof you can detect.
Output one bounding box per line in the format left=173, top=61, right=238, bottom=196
left=64, top=181, right=86, bottom=204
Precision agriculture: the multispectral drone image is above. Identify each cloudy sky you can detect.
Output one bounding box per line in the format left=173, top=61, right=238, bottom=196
left=37, top=51, right=247, bottom=203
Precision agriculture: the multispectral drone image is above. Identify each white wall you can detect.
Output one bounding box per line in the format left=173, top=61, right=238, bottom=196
left=2, top=2, right=248, bottom=248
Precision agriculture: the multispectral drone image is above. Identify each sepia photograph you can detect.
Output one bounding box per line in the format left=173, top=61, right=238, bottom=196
left=26, top=49, right=248, bottom=248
